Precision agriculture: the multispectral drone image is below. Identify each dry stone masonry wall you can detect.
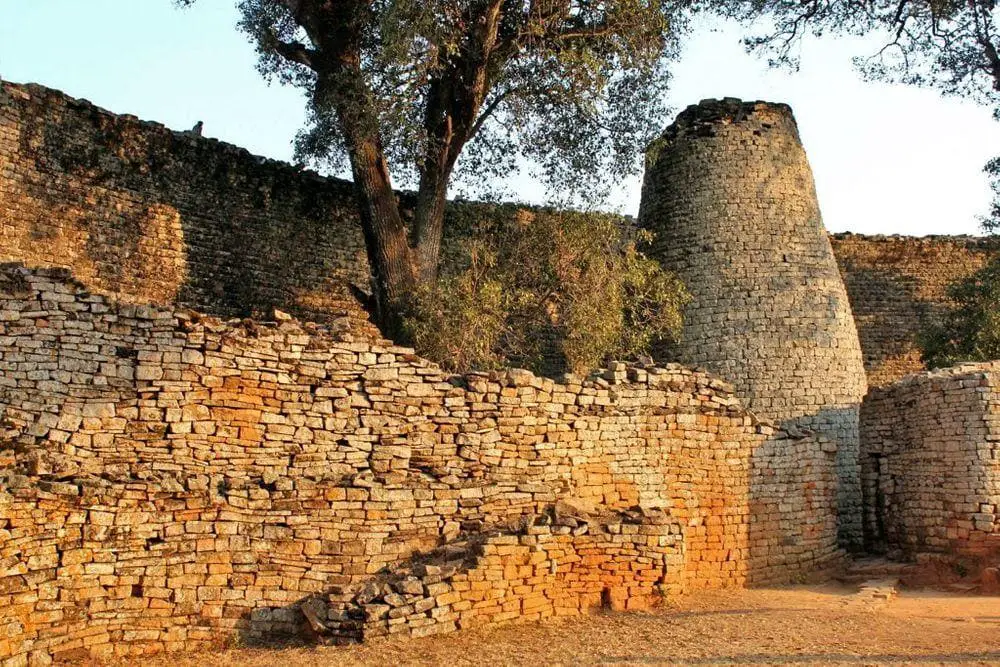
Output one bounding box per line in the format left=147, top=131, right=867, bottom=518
left=638, top=99, right=869, bottom=551
left=0, top=80, right=377, bottom=337
left=2, top=79, right=995, bottom=388
left=860, top=363, right=1000, bottom=558
left=832, top=234, right=1000, bottom=387
left=0, top=265, right=843, bottom=663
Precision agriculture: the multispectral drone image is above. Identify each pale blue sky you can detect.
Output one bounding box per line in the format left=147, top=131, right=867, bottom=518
left=2, top=1, right=998, bottom=236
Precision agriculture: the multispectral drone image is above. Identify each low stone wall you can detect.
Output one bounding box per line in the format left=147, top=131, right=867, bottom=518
left=860, top=363, right=1000, bottom=557
left=316, top=511, right=682, bottom=643
left=0, top=264, right=844, bottom=662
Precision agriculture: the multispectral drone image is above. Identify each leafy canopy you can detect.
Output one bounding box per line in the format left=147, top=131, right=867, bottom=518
left=705, top=1, right=1000, bottom=108
left=406, top=207, right=689, bottom=375
left=222, top=0, right=687, bottom=203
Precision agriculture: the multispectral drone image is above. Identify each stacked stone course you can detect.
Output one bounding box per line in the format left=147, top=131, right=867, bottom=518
left=638, top=98, right=869, bottom=550
left=315, top=510, right=682, bottom=643
left=0, top=264, right=842, bottom=663
left=860, top=363, right=1000, bottom=558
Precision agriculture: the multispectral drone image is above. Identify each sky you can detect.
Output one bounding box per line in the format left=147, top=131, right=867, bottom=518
left=1, top=1, right=999, bottom=236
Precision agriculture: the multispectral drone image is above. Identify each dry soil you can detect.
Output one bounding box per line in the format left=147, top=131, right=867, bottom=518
left=115, top=585, right=1000, bottom=666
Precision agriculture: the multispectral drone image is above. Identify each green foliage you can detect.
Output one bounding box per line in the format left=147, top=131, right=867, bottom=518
left=920, top=256, right=1000, bottom=369
left=180, top=0, right=687, bottom=205
left=405, top=207, right=688, bottom=375
left=705, top=1, right=1000, bottom=109
left=984, top=157, right=1000, bottom=233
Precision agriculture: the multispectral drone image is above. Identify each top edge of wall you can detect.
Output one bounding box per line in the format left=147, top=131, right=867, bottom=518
left=0, top=78, right=353, bottom=189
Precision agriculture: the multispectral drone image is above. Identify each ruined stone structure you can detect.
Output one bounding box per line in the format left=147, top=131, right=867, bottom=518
left=637, top=99, right=869, bottom=550
left=860, top=363, right=1000, bottom=558
left=0, top=265, right=843, bottom=662
left=3, top=79, right=1000, bottom=663
left=3, top=80, right=997, bottom=386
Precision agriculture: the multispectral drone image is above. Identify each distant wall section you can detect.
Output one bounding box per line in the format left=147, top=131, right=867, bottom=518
left=832, top=234, right=1000, bottom=387
left=0, top=80, right=377, bottom=336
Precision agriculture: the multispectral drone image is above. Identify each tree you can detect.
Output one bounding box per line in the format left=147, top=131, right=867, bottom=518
left=405, top=206, right=688, bottom=375
left=178, top=0, right=685, bottom=336
left=920, top=254, right=1000, bottom=368
left=703, top=1, right=1000, bottom=104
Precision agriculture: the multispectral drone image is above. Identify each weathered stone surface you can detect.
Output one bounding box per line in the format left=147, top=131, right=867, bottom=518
left=0, top=80, right=378, bottom=339
left=639, top=98, right=869, bottom=551
left=860, top=362, right=1000, bottom=559
left=0, top=265, right=842, bottom=663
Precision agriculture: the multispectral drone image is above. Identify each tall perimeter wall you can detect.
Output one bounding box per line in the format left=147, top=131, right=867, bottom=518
left=1, top=80, right=997, bottom=387
left=638, top=99, right=869, bottom=550
left=831, top=234, right=1000, bottom=387
left=0, top=81, right=378, bottom=338
left=0, top=264, right=844, bottom=662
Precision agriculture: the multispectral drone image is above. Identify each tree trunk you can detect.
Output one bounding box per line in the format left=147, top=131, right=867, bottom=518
left=412, top=163, right=451, bottom=284
left=321, top=71, right=416, bottom=338
left=410, top=3, right=502, bottom=283
left=347, top=136, right=416, bottom=337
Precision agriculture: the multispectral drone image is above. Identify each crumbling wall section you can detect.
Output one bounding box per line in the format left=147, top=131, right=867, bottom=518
left=860, top=363, right=1000, bottom=558
left=0, top=264, right=843, bottom=662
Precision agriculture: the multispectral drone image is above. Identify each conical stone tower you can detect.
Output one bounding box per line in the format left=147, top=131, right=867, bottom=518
left=639, top=99, right=868, bottom=551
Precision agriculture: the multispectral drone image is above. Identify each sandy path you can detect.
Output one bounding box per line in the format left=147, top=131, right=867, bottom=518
left=116, top=586, right=1000, bottom=666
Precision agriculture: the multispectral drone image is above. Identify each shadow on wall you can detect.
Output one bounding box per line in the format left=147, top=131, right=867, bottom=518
left=224, top=407, right=858, bottom=648
left=2, top=82, right=375, bottom=333
left=833, top=236, right=1000, bottom=388
left=746, top=409, right=854, bottom=585
left=837, top=264, right=933, bottom=387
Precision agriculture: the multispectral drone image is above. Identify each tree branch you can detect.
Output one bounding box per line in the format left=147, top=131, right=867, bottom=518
left=467, top=86, right=523, bottom=142
left=272, top=36, right=319, bottom=70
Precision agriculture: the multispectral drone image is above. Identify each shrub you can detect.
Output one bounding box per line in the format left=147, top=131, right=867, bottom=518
left=405, top=207, right=689, bottom=376
left=920, top=256, right=1000, bottom=369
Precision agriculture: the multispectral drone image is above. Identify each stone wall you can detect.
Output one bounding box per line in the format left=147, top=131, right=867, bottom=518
left=860, top=363, right=1000, bottom=558
left=3, top=79, right=997, bottom=389
left=0, top=80, right=377, bottom=338
left=0, top=264, right=843, bottom=663
left=832, top=234, right=1000, bottom=388
left=637, top=99, right=869, bottom=550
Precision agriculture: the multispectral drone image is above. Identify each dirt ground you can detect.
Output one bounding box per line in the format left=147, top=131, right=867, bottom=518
left=124, top=585, right=1000, bottom=666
